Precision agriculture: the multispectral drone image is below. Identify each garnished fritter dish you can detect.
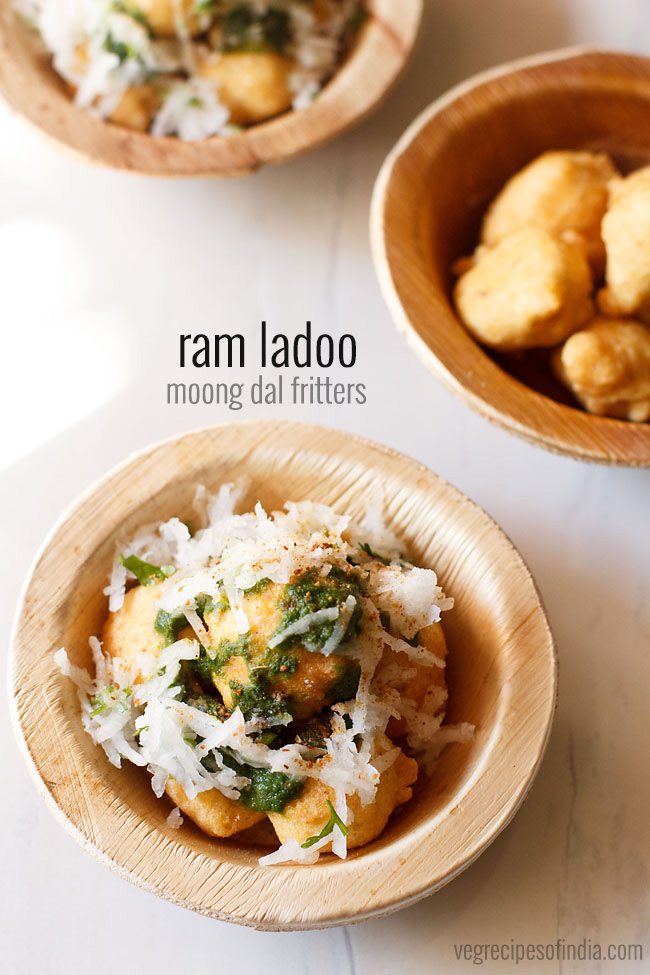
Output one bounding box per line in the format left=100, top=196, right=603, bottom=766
left=17, top=1, right=366, bottom=138
left=453, top=150, right=650, bottom=422
left=56, top=484, right=472, bottom=865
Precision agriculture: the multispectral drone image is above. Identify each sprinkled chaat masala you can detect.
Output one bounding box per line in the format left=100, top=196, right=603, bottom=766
left=57, top=483, right=473, bottom=864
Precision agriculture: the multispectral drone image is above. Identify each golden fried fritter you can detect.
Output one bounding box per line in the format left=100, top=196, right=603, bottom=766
left=375, top=622, right=448, bottom=740
left=130, top=0, right=204, bottom=37
left=481, top=150, right=618, bottom=272
left=198, top=51, right=294, bottom=126
left=553, top=316, right=650, bottom=421
left=165, top=778, right=264, bottom=838
left=102, top=583, right=165, bottom=679
left=599, top=167, right=650, bottom=322
left=110, top=85, right=162, bottom=132
left=455, top=227, right=594, bottom=351
left=268, top=748, right=418, bottom=851
left=204, top=578, right=360, bottom=721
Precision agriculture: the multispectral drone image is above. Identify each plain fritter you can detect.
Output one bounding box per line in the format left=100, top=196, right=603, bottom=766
left=553, top=316, right=650, bottom=421
left=481, top=150, right=618, bottom=272
left=599, top=167, right=650, bottom=322
left=455, top=227, right=594, bottom=351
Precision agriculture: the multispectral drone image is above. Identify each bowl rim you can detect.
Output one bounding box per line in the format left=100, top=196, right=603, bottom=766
left=0, top=0, right=423, bottom=176
left=9, top=419, right=558, bottom=929
left=370, top=45, right=650, bottom=467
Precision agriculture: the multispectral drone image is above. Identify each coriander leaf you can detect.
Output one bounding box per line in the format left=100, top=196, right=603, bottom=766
left=89, top=683, right=118, bottom=715
left=359, top=542, right=392, bottom=566
left=110, top=0, right=153, bottom=35
left=120, top=554, right=175, bottom=586
left=301, top=800, right=348, bottom=848
left=90, top=697, right=108, bottom=717
left=103, top=32, right=139, bottom=64
left=219, top=5, right=291, bottom=54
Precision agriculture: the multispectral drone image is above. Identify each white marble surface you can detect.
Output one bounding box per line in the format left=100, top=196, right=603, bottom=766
left=1, top=1, right=649, bottom=972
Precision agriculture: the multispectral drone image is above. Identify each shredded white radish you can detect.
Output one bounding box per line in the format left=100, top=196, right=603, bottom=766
left=166, top=807, right=184, bottom=829
left=19, top=1, right=364, bottom=138
left=320, top=595, right=357, bottom=656
left=55, top=484, right=471, bottom=867
left=380, top=629, right=445, bottom=669
left=184, top=606, right=210, bottom=649
left=268, top=606, right=340, bottom=649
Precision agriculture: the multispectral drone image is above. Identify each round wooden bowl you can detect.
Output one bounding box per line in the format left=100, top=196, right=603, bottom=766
left=10, top=420, right=556, bottom=929
left=0, top=1, right=421, bottom=176
left=371, top=48, right=650, bottom=466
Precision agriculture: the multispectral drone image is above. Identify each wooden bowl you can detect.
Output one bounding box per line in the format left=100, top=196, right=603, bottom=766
left=0, top=1, right=421, bottom=176
left=371, top=48, right=650, bottom=466
left=10, top=421, right=556, bottom=929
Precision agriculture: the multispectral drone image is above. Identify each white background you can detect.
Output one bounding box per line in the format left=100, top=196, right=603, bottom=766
left=2, top=1, right=649, bottom=973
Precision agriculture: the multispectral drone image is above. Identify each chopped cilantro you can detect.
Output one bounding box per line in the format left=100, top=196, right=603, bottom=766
left=89, top=684, right=128, bottom=717
left=301, top=800, right=348, bottom=848
left=218, top=4, right=291, bottom=54
left=90, top=696, right=108, bottom=717
left=359, top=542, right=392, bottom=566
left=120, top=554, right=175, bottom=586
left=244, top=577, right=272, bottom=595
left=103, top=33, right=140, bottom=64
left=257, top=730, right=278, bottom=746
left=110, top=0, right=153, bottom=35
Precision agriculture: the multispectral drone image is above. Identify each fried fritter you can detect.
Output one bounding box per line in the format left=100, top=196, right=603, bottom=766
left=374, top=622, right=448, bottom=739
left=102, top=583, right=165, bottom=679
left=481, top=150, right=618, bottom=272
left=197, top=51, right=294, bottom=126
left=553, top=316, right=650, bottom=421
left=599, top=167, right=650, bottom=322
left=203, top=576, right=361, bottom=721
left=268, top=747, right=418, bottom=851
left=455, top=227, right=594, bottom=351
left=130, top=0, right=204, bottom=37
left=110, top=85, right=162, bottom=132
left=165, top=778, right=264, bottom=838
